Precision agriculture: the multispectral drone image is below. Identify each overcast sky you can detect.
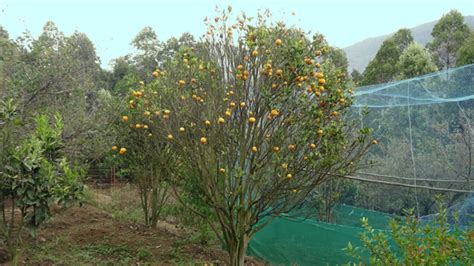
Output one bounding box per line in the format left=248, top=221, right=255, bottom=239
left=1, top=0, right=472, bottom=69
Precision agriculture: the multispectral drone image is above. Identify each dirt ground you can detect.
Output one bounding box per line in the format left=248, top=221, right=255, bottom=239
left=3, top=191, right=264, bottom=265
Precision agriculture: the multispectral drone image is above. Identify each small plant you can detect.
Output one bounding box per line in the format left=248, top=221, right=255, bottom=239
left=346, top=201, right=474, bottom=265
left=136, top=247, right=153, bottom=261
left=0, top=112, right=84, bottom=257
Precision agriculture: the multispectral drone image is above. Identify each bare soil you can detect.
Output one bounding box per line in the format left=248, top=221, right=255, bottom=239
left=4, top=199, right=264, bottom=265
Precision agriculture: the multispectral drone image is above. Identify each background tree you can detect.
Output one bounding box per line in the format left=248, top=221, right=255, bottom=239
left=362, top=29, right=414, bottom=85
left=0, top=21, right=118, bottom=164
left=350, top=69, right=363, bottom=85
left=456, top=32, right=474, bottom=67
left=397, top=43, right=437, bottom=79
left=130, top=26, right=162, bottom=77
left=428, top=10, right=470, bottom=69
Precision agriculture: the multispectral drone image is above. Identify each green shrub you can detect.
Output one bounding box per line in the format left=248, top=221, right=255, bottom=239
left=0, top=112, right=84, bottom=256
left=346, top=204, right=474, bottom=265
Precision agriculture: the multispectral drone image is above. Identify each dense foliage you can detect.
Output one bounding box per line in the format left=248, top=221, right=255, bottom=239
left=0, top=6, right=472, bottom=265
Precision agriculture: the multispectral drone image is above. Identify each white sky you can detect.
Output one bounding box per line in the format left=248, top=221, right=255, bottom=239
left=1, top=0, right=472, bottom=69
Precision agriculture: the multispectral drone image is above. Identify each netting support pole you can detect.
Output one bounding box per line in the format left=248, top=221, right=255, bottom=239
left=407, top=82, right=420, bottom=218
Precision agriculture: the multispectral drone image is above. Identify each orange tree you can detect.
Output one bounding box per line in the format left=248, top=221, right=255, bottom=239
left=112, top=86, right=177, bottom=228
left=119, top=9, right=373, bottom=265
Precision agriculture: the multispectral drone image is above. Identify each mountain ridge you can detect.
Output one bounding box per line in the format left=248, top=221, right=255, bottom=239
left=343, top=15, right=474, bottom=72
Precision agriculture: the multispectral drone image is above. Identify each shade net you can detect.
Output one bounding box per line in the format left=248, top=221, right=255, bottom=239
left=248, top=64, right=474, bottom=265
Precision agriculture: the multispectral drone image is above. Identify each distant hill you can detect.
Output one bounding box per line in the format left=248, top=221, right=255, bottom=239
left=344, top=16, right=474, bottom=72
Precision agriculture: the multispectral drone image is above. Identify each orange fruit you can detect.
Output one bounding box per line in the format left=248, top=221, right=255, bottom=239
left=251, top=146, right=258, bottom=153
left=111, top=146, right=118, bottom=151
left=122, top=115, right=129, bottom=122
left=276, top=69, right=283, bottom=77
left=152, top=71, right=159, bottom=77
left=179, top=127, right=185, bottom=132
left=218, top=117, right=225, bottom=124
left=251, top=50, right=258, bottom=57
left=309, top=143, right=316, bottom=149
left=204, top=120, right=211, bottom=126
left=288, top=144, right=296, bottom=152
left=119, top=148, right=127, bottom=155
left=286, top=174, right=293, bottom=180
left=275, top=39, right=282, bottom=46
left=144, top=111, right=151, bottom=116
left=372, top=139, right=378, bottom=145
left=219, top=168, right=226, bottom=174
left=200, top=137, right=207, bottom=144
left=270, top=109, right=279, bottom=117
left=240, top=102, right=246, bottom=108
left=248, top=117, right=256, bottom=123
left=167, top=134, right=173, bottom=140
left=273, top=146, right=280, bottom=152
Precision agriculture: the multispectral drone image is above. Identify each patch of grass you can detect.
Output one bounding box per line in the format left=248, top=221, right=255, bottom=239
left=162, top=203, right=217, bottom=246
left=93, top=184, right=144, bottom=224
left=23, top=236, right=154, bottom=264
left=84, top=243, right=136, bottom=264
left=23, top=236, right=98, bottom=264
left=169, top=239, right=189, bottom=264
left=137, top=247, right=153, bottom=261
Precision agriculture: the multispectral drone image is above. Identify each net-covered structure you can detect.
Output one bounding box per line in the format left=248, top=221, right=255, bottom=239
left=248, top=64, right=474, bottom=265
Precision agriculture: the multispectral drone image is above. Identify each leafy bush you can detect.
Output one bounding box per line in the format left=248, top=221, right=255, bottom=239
left=0, top=112, right=84, bottom=256
left=346, top=204, right=474, bottom=265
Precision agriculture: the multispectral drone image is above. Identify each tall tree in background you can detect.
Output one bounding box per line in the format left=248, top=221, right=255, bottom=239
left=362, top=39, right=401, bottom=85
left=350, top=70, right=363, bottom=85
left=391, top=28, right=414, bottom=52
left=362, top=29, right=413, bottom=85
left=326, top=47, right=349, bottom=73
left=428, top=10, right=470, bottom=69
left=397, top=43, right=437, bottom=79
left=131, top=26, right=161, bottom=76
left=456, top=32, right=474, bottom=67
left=0, top=21, right=118, bottom=163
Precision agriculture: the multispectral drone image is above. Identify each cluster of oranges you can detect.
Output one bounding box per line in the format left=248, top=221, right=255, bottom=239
left=111, top=145, right=127, bottom=155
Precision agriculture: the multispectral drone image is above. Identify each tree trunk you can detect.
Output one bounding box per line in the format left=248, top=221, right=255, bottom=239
left=228, top=234, right=249, bottom=266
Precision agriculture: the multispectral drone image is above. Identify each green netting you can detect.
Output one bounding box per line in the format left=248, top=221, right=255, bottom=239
left=248, top=204, right=394, bottom=265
